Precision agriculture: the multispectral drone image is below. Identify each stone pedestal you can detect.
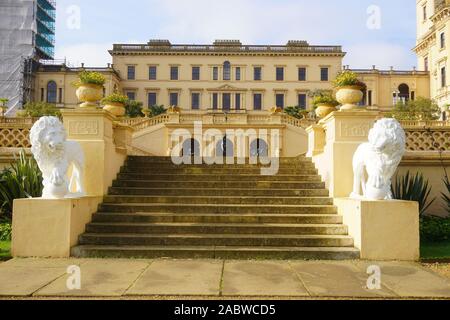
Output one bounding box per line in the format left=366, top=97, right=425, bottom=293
left=334, top=198, right=420, bottom=261
left=12, top=197, right=102, bottom=258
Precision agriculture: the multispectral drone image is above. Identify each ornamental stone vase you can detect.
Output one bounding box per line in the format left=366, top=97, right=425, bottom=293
left=315, top=104, right=337, bottom=118
left=103, top=102, right=126, bottom=117
left=336, top=86, right=364, bottom=111
left=76, top=84, right=103, bottom=108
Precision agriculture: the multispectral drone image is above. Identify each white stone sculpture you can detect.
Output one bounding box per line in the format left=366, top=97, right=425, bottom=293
left=30, top=116, right=85, bottom=199
left=350, top=118, right=406, bottom=200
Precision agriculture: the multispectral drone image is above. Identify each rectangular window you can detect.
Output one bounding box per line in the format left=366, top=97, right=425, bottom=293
left=424, top=57, right=429, bottom=71
left=126, top=91, right=136, bottom=101
left=192, top=66, right=200, bottom=80
left=441, top=32, right=446, bottom=49
left=148, top=92, right=157, bottom=107
left=212, top=93, right=218, bottom=109
left=423, top=5, right=427, bottom=21
left=298, top=94, right=307, bottom=110
left=298, top=68, right=307, bottom=81
left=276, top=94, right=285, bottom=109
left=235, top=67, right=241, bottom=81
left=191, top=93, right=200, bottom=110
left=411, top=91, right=415, bottom=101
left=213, top=67, right=219, bottom=80
left=276, top=67, right=284, bottom=81
left=170, top=66, right=179, bottom=80
left=127, top=66, right=135, bottom=80
left=41, top=88, right=44, bottom=101
left=253, top=93, right=262, bottom=110
left=235, top=93, right=241, bottom=110
left=368, top=90, right=373, bottom=106
left=149, top=66, right=157, bottom=80
left=58, top=88, right=62, bottom=104
left=442, top=67, right=446, bottom=88
left=320, top=67, right=329, bottom=81
left=222, top=93, right=231, bottom=110
left=254, top=67, right=262, bottom=81
left=169, top=92, right=179, bottom=106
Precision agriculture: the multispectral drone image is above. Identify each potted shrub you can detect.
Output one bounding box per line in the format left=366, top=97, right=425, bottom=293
left=333, top=71, right=366, bottom=111
left=311, top=90, right=339, bottom=118
left=0, top=98, right=8, bottom=117
left=73, top=71, right=106, bottom=108
left=101, top=93, right=129, bottom=117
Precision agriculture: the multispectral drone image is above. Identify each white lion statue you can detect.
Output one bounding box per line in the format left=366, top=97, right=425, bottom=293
left=350, top=118, right=406, bottom=200
left=30, top=116, right=85, bottom=199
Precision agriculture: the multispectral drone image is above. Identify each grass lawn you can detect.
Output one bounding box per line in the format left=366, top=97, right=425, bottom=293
left=0, top=241, right=11, bottom=261
left=421, top=241, right=450, bottom=260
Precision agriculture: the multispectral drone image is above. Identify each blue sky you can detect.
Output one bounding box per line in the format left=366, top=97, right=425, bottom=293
left=55, top=0, right=418, bottom=69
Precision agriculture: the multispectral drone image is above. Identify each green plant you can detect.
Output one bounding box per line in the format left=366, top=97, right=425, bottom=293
left=0, top=151, right=43, bottom=219
left=387, top=97, right=440, bottom=121
left=0, top=219, right=12, bottom=241
left=333, top=71, right=365, bottom=88
left=443, top=170, right=450, bottom=214
left=18, top=102, right=61, bottom=118
left=420, top=215, right=450, bottom=242
left=311, top=91, right=339, bottom=107
left=284, top=106, right=309, bottom=119
left=148, top=104, right=167, bottom=117
left=73, top=71, right=106, bottom=87
left=101, top=93, right=129, bottom=105
left=125, top=100, right=144, bottom=118
left=0, top=98, right=9, bottom=107
left=392, top=171, right=436, bottom=216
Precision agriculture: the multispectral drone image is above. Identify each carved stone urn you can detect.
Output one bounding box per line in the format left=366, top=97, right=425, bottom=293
left=167, top=106, right=181, bottom=114
left=315, top=104, right=336, bottom=118
left=103, top=102, right=126, bottom=117
left=76, top=84, right=103, bottom=108
left=336, top=86, right=364, bottom=111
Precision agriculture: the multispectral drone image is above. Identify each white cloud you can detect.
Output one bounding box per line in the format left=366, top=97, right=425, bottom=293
left=55, top=43, right=112, bottom=67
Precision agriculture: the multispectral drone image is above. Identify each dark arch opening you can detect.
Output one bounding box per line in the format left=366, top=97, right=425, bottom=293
left=216, top=136, right=234, bottom=157
left=223, top=61, right=231, bottom=81
left=47, top=81, right=57, bottom=104
left=182, top=138, right=200, bottom=157
left=398, top=83, right=410, bottom=103
left=250, top=139, right=269, bottom=157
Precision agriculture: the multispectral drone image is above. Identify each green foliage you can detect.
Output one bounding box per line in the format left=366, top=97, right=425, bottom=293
left=387, top=97, right=440, bottom=121
left=19, top=102, right=61, bottom=118
left=148, top=105, right=167, bottom=117
left=284, top=106, right=309, bottom=119
left=443, top=171, right=450, bottom=214
left=333, top=71, right=366, bottom=89
left=310, top=90, right=339, bottom=107
left=0, top=151, right=43, bottom=219
left=0, top=98, right=9, bottom=107
left=101, top=93, right=129, bottom=105
left=125, top=100, right=144, bottom=118
left=392, top=171, right=435, bottom=216
left=74, top=71, right=106, bottom=87
left=0, top=220, right=11, bottom=241
left=420, top=215, right=450, bottom=242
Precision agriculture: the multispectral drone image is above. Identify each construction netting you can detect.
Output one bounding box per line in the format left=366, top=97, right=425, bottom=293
left=0, top=0, right=36, bottom=116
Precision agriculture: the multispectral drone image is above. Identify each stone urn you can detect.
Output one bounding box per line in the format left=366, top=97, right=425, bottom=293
left=103, top=102, right=126, bottom=117
left=270, top=106, right=283, bottom=114
left=76, top=84, right=103, bottom=108
left=315, top=104, right=337, bottom=118
left=142, top=108, right=150, bottom=118
left=336, top=86, right=364, bottom=111
left=167, top=106, right=181, bottom=114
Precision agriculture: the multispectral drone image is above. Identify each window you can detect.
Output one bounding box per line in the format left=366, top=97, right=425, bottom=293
left=276, top=67, right=284, bottom=81
left=424, top=57, right=429, bottom=72
left=170, top=92, right=179, bottom=106
left=149, top=66, right=157, bottom=80
left=320, top=67, right=329, bottom=81
left=127, top=66, right=135, bottom=80
left=423, top=5, right=427, bottom=21
left=298, top=68, right=306, bottom=81
left=170, top=66, right=179, bottom=80
left=222, top=93, right=231, bottom=110
left=441, top=32, right=446, bottom=49
left=223, top=61, right=231, bottom=80
left=254, top=67, right=262, bottom=81
left=442, top=67, right=447, bottom=88
left=213, top=67, right=219, bottom=81
left=298, top=94, right=307, bottom=110
left=58, top=88, right=62, bottom=104
left=368, top=90, right=373, bottom=106
left=235, top=93, right=241, bottom=110
left=212, top=93, right=218, bottom=110
left=192, top=67, right=200, bottom=80
left=235, top=67, right=241, bottom=81
left=126, top=91, right=136, bottom=101
left=148, top=92, right=157, bottom=107
left=276, top=94, right=285, bottom=109
left=40, top=88, right=44, bottom=101
left=411, top=91, right=415, bottom=101
left=46, top=81, right=57, bottom=103
left=191, top=93, right=200, bottom=109
left=253, top=93, right=262, bottom=110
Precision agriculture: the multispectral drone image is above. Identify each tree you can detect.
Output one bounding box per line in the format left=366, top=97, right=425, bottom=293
left=148, top=105, right=167, bottom=117
left=125, top=100, right=144, bottom=118
left=388, top=97, right=440, bottom=121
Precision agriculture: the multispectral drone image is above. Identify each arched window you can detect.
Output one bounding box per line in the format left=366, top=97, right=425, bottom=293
left=223, top=61, right=231, bottom=81
left=47, top=81, right=57, bottom=104
left=398, top=84, right=410, bottom=103
left=250, top=139, right=269, bottom=157
left=216, top=136, right=234, bottom=157
left=182, top=138, right=201, bottom=157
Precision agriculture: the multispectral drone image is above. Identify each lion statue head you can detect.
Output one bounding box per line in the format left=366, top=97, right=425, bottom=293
left=30, top=116, right=67, bottom=164
left=368, top=118, right=406, bottom=163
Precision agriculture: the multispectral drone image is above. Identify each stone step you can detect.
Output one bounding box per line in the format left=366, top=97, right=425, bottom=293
left=108, top=187, right=329, bottom=197
left=120, top=167, right=318, bottom=175
left=78, top=233, right=355, bottom=247
left=102, top=195, right=334, bottom=206
left=124, top=161, right=316, bottom=169
left=98, top=203, right=337, bottom=214
left=85, top=222, right=348, bottom=235
left=71, top=245, right=360, bottom=260
left=92, top=212, right=342, bottom=224
left=126, top=156, right=312, bottom=164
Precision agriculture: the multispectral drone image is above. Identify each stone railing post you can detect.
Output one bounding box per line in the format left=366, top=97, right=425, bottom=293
left=306, top=125, right=325, bottom=157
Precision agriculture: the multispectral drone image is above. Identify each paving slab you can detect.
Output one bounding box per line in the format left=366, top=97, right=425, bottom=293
left=1, top=258, right=89, bottom=268
left=35, top=259, right=149, bottom=297
left=353, top=261, right=450, bottom=299
left=290, top=261, right=397, bottom=298
left=126, top=259, right=223, bottom=296
left=222, top=261, right=308, bottom=297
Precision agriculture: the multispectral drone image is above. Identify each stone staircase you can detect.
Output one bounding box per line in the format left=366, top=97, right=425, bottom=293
left=71, top=156, right=360, bottom=260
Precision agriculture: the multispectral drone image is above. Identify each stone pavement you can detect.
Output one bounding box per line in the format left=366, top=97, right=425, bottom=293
left=0, top=258, right=450, bottom=299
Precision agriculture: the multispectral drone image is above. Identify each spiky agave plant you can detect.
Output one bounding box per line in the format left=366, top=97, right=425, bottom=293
left=443, top=170, right=450, bottom=214
left=392, top=171, right=436, bottom=216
